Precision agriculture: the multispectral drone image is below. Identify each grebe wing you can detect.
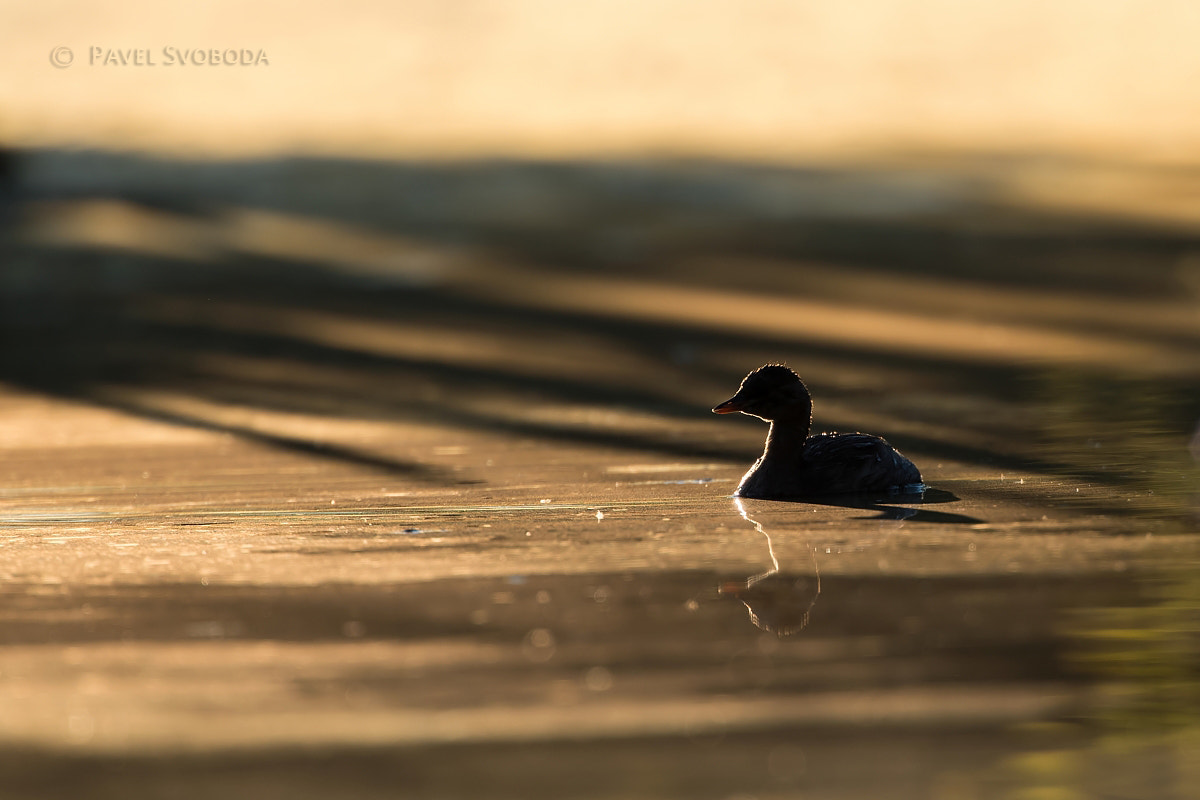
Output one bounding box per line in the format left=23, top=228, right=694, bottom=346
left=802, top=433, right=921, bottom=493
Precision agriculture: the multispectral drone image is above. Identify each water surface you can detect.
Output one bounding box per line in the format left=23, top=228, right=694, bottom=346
left=1, top=151, right=1198, bottom=798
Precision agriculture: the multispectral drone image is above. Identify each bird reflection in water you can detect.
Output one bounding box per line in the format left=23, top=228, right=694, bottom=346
left=719, top=498, right=821, bottom=637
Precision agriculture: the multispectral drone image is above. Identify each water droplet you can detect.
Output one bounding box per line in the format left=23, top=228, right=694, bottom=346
left=522, top=628, right=557, bottom=662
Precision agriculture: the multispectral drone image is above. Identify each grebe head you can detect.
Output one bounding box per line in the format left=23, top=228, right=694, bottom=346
left=713, top=364, right=812, bottom=423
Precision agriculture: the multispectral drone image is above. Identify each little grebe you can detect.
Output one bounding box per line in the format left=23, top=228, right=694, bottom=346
left=713, top=364, right=922, bottom=498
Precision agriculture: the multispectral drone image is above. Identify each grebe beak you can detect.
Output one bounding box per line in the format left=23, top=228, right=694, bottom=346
left=712, top=396, right=745, bottom=414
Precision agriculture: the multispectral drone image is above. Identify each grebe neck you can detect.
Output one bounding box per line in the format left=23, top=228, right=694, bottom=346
left=762, top=418, right=811, bottom=461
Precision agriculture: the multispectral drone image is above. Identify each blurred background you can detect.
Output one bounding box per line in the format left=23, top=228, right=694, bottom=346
left=4, top=0, right=1200, bottom=488
left=8, top=0, right=1200, bottom=162
left=3, top=2, right=1200, bottom=798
